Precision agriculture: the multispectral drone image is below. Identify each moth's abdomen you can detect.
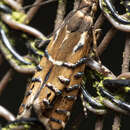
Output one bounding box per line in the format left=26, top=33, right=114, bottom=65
left=47, top=65, right=85, bottom=130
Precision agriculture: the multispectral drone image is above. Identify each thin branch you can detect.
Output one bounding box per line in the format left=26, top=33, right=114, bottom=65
left=102, top=98, right=129, bottom=115
left=82, top=101, right=107, bottom=115
left=1, top=14, right=47, bottom=40
left=94, top=116, right=104, bottom=130
left=21, top=0, right=57, bottom=10
left=24, top=0, right=44, bottom=24
left=97, top=27, right=117, bottom=56
left=54, top=0, right=66, bottom=31
left=73, top=0, right=81, bottom=10
left=0, top=105, right=15, bottom=121
left=16, top=0, right=23, bottom=5
left=117, top=72, right=130, bottom=79
left=112, top=113, right=121, bottom=130
left=0, top=41, right=35, bottom=74
left=94, top=13, right=106, bottom=30
left=3, top=0, right=23, bottom=12
left=122, top=33, right=130, bottom=73
left=0, top=69, right=14, bottom=95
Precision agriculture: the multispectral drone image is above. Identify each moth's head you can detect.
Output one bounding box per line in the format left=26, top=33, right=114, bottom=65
left=66, top=0, right=98, bottom=33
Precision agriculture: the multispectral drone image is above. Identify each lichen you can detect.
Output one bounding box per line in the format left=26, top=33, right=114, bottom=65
left=12, top=11, right=27, bottom=23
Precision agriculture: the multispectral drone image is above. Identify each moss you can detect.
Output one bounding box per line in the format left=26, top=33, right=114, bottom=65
left=124, top=87, right=130, bottom=93
left=24, top=124, right=30, bottom=129
left=12, top=11, right=27, bottom=23
left=2, top=123, right=31, bottom=130
left=30, top=41, right=44, bottom=56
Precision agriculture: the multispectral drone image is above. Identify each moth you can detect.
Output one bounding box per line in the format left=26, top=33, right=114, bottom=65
left=17, top=0, right=98, bottom=129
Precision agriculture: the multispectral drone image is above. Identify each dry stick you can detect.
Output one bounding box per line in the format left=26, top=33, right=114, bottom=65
left=104, top=13, right=130, bottom=32
left=93, top=13, right=106, bottom=58
left=94, top=13, right=106, bottom=30
left=97, top=27, right=117, bottom=56
left=1, top=14, right=46, bottom=40
left=54, top=0, right=66, bottom=31
left=0, top=105, right=15, bottom=121
left=117, top=72, right=130, bottom=79
left=24, top=0, right=44, bottom=24
left=0, top=41, right=35, bottom=74
left=7, top=58, right=35, bottom=74
left=0, top=69, right=14, bottom=95
left=3, top=0, right=23, bottom=12
left=94, top=116, right=104, bottom=130
left=102, top=99, right=129, bottom=115
left=112, top=113, right=121, bottom=130
left=94, top=14, right=117, bottom=56
left=73, top=0, right=81, bottom=10
left=122, top=33, right=130, bottom=73
left=16, top=0, right=23, bottom=5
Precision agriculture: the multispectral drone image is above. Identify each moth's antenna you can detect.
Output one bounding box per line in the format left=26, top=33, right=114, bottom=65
left=21, top=0, right=57, bottom=10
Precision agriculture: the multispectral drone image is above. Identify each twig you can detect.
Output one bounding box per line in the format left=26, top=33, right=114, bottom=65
left=117, top=72, right=130, bottom=79
left=54, top=0, right=66, bottom=31
left=0, top=69, right=14, bottom=95
left=112, top=113, right=121, bottom=130
left=3, top=0, right=23, bottom=12
left=122, top=33, right=130, bottom=73
left=93, top=13, right=106, bottom=44
left=97, top=27, right=117, bottom=56
left=0, top=105, right=15, bottom=121
left=82, top=101, right=107, bottom=115
left=5, top=58, right=35, bottom=74
left=0, top=41, right=35, bottom=74
left=73, top=0, right=81, bottom=10
left=102, top=98, right=129, bottom=115
left=94, top=116, right=104, bottom=130
left=94, top=13, right=106, bottom=30
left=16, top=0, right=23, bottom=5
left=86, top=59, right=115, bottom=78
left=1, top=14, right=47, bottom=40
left=21, top=0, right=57, bottom=10
left=0, top=27, right=31, bottom=65
left=24, top=0, right=44, bottom=24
